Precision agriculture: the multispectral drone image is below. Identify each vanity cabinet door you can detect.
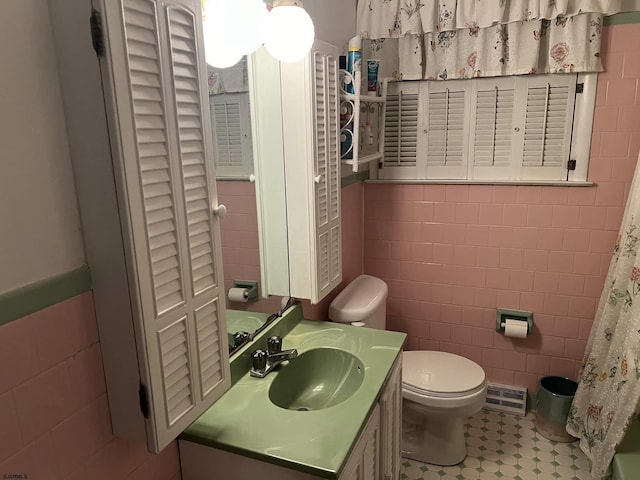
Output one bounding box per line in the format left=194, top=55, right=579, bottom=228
left=339, top=404, right=380, bottom=480
left=379, top=357, right=402, bottom=480
left=93, top=0, right=230, bottom=452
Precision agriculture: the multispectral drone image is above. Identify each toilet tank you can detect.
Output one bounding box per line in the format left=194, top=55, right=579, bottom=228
left=328, top=275, right=388, bottom=329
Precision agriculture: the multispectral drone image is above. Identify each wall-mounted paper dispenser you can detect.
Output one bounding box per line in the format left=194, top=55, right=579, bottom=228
left=496, top=308, right=533, bottom=339
left=228, top=280, right=259, bottom=303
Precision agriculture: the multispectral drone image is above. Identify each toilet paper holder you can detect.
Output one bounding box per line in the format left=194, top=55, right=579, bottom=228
left=495, top=308, right=533, bottom=334
left=231, top=280, right=258, bottom=301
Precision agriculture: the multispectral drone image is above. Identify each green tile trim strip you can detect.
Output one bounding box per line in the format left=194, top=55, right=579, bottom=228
left=341, top=170, right=369, bottom=188
left=605, top=12, right=640, bottom=26
left=0, top=266, right=92, bottom=327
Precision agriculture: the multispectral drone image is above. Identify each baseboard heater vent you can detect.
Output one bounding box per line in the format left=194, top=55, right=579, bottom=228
left=485, top=383, right=527, bottom=416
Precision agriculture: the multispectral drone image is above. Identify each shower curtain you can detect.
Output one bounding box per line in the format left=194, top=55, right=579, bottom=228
left=566, top=152, right=640, bottom=479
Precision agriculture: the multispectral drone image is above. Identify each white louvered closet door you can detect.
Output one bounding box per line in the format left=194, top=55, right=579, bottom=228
left=519, top=74, right=577, bottom=181
left=379, top=82, right=420, bottom=180
left=100, top=0, right=229, bottom=452
left=423, top=80, right=470, bottom=180
left=469, top=77, right=521, bottom=180
left=312, top=44, right=341, bottom=303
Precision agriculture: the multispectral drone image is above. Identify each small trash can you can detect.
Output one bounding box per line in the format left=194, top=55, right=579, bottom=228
left=535, top=376, right=579, bottom=442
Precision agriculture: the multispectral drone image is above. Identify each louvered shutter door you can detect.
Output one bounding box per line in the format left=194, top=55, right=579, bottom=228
left=327, top=53, right=341, bottom=290
left=101, top=0, right=229, bottom=452
left=520, top=74, right=577, bottom=181
left=210, top=92, right=253, bottom=178
left=379, top=82, right=420, bottom=180
left=380, top=359, right=401, bottom=480
left=312, top=46, right=341, bottom=302
left=340, top=405, right=381, bottom=480
left=424, top=80, right=469, bottom=179
left=469, top=77, right=520, bottom=180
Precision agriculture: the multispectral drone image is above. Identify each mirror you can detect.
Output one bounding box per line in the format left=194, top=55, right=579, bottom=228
left=206, top=53, right=289, bottom=352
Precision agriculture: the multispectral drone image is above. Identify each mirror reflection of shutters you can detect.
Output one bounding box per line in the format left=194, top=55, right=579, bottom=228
left=327, top=55, right=341, bottom=285
left=521, top=75, right=576, bottom=181
left=314, top=52, right=328, bottom=230
left=311, top=46, right=340, bottom=300
left=380, top=82, right=419, bottom=179
left=313, top=51, right=330, bottom=290
left=212, top=100, right=242, bottom=167
left=210, top=92, right=253, bottom=177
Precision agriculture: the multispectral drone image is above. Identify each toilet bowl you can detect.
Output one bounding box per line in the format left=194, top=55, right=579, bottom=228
left=402, top=351, right=486, bottom=465
left=329, top=275, right=487, bottom=466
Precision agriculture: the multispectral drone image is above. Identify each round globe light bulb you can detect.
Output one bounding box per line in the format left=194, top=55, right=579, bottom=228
left=203, top=0, right=243, bottom=68
left=264, top=4, right=315, bottom=63
left=204, top=0, right=266, bottom=68
left=235, top=0, right=268, bottom=56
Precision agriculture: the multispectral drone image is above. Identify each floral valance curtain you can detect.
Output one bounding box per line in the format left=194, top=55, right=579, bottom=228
left=358, top=0, right=622, bottom=80
left=207, top=57, right=249, bottom=95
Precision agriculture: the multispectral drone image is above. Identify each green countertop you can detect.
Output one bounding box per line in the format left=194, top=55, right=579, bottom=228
left=226, top=309, right=269, bottom=336
left=181, top=307, right=406, bottom=479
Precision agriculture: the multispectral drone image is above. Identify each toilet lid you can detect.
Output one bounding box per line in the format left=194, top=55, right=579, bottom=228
left=402, top=351, right=485, bottom=398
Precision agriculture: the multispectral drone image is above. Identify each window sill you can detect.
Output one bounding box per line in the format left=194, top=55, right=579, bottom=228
left=365, top=179, right=595, bottom=187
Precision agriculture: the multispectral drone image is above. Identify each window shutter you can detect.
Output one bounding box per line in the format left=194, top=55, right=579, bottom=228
left=469, top=77, right=519, bottom=180
left=379, top=82, right=420, bottom=180
left=313, top=48, right=341, bottom=299
left=210, top=92, right=253, bottom=178
left=424, top=80, right=469, bottom=179
left=520, top=74, right=577, bottom=181
left=103, top=0, right=230, bottom=452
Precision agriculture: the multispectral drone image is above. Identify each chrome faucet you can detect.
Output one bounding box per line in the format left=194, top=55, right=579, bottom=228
left=250, top=336, right=298, bottom=378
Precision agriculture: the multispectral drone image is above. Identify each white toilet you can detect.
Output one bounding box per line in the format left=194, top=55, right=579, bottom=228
left=329, top=275, right=487, bottom=466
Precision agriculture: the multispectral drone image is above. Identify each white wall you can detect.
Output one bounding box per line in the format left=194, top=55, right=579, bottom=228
left=0, top=0, right=85, bottom=294
left=304, top=0, right=357, bottom=50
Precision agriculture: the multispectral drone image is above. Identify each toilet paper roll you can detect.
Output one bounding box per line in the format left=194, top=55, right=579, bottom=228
left=228, top=287, right=249, bottom=303
left=504, top=318, right=528, bottom=339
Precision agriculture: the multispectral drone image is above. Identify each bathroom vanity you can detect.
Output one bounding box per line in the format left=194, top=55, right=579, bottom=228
left=179, top=303, right=405, bottom=480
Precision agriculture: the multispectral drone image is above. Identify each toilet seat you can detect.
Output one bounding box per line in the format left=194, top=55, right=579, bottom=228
left=403, top=382, right=485, bottom=398
left=402, top=351, right=486, bottom=406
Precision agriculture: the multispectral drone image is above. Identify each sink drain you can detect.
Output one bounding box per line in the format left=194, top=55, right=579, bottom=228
left=297, top=407, right=310, bottom=411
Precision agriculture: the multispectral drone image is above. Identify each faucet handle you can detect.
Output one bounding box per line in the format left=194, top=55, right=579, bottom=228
left=267, top=336, right=283, bottom=355
left=251, top=349, right=267, bottom=371
left=232, top=331, right=250, bottom=348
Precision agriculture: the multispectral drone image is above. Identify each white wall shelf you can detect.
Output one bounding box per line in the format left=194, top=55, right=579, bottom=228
left=340, top=69, right=387, bottom=173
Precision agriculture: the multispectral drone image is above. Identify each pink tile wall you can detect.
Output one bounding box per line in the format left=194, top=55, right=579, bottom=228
left=0, top=181, right=363, bottom=477
left=0, top=293, right=180, bottom=480
left=363, top=24, right=640, bottom=393
left=217, top=181, right=283, bottom=314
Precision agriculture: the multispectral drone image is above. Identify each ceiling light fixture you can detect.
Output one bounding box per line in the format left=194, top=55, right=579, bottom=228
left=264, top=0, right=315, bottom=63
left=203, top=0, right=268, bottom=68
